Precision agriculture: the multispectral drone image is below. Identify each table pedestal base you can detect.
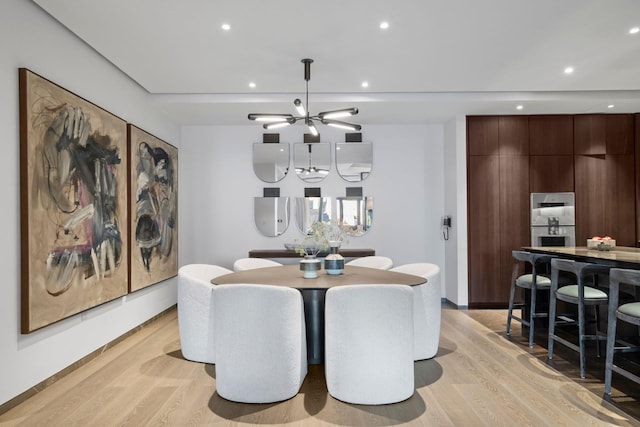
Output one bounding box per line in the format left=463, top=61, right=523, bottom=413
left=301, top=289, right=326, bottom=364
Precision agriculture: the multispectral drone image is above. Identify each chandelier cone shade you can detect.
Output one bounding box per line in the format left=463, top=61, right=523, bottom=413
left=248, top=59, right=361, bottom=133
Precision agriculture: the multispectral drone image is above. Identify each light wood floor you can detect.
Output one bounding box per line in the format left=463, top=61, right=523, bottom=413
left=1, top=305, right=639, bottom=426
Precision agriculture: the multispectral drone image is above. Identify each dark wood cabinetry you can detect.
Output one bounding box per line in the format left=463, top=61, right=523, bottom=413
left=574, top=154, right=636, bottom=247
left=574, top=114, right=636, bottom=246
left=468, top=155, right=501, bottom=305
left=468, top=116, right=499, bottom=155
left=606, top=155, right=636, bottom=246
left=529, top=115, right=575, bottom=193
left=529, top=116, right=573, bottom=155
left=499, top=116, right=529, bottom=156
left=606, top=115, right=634, bottom=154
left=498, top=154, right=530, bottom=303
left=467, top=114, right=637, bottom=308
left=529, top=155, right=574, bottom=192
left=574, top=114, right=634, bottom=155
left=467, top=116, right=529, bottom=307
left=574, top=115, right=606, bottom=155
left=574, top=154, right=607, bottom=242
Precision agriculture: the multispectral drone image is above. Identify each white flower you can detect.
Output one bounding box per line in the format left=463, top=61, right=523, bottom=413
left=294, top=220, right=347, bottom=257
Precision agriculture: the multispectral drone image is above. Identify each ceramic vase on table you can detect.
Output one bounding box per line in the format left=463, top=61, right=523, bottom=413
left=300, top=256, right=322, bottom=279
left=324, top=241, right=344, bottom=275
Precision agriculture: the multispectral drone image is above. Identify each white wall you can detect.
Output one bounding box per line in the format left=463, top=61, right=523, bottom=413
left=0, top=0, right=180, bottom=405
left=443, top=116, right=469, bottom=307
left=179, top=124, right=446, bottom=285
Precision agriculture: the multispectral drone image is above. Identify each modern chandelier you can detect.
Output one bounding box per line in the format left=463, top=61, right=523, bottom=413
left=248, top=58, right=361, bottom=135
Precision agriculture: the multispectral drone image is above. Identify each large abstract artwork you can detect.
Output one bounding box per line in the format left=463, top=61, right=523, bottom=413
left=128, top=125, right=178, bottom=292
left=19, top=69, right=128, bottom=333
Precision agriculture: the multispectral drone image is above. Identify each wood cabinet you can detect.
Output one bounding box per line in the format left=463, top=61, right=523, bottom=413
left=468, top=116, right=528, bottom=156
left=606, top=115, right=634, bottom=154
left=468, top=155, right=501, bottom=305
left=574, top=114, right=634, bottom=155
left=605, top=155, right=636, bottom=246
left=574, top=114, right=635, bottom=246
left=467, top=113, right=637, bottom=308
left=574, top=115, right=606, bottom=155
left=574, top=154, right=635, bottom=247
left=529, top=115, right=575, bottom=193
left=468, top=116, right=499, bottom=156
left=499, top=116, right=529, bottom=156
left=574, top=154, right=607, bottom=242
left=529, top=155, right=574, bottom=193
left=529, top=115, right=573, bottom=155
left=467, top=116, right=529, bottom=307
left=498, top=155, right=530, bottom=303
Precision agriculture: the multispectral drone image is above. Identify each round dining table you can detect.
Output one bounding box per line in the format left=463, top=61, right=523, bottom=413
left=212, top=264, right=426, bottom=364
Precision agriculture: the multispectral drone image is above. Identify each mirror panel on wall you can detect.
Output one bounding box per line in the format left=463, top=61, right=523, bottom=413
left=336, top=196, right=373, bottom=236
left=336, top=142, right=373, bottom=182
left=254, top=197, right=290, bottom=237
left=293, top=143, right=331, bottom=182
left=253, top=143, right=290, bottom=183
left=295, top=197, right=332, bottom=234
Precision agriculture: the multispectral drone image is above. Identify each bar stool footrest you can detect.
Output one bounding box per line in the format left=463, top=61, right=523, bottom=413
left=611, top=364, right=640, bottom=384
left=550, top=334, right=579, bottom=354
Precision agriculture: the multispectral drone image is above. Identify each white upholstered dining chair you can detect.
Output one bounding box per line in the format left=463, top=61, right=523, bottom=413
left=345, top=255, right=393, bottom=270
left=324, top=284, right=414, bottom=405
left=232, top=257, right=282, bottom=271
left=390, top=262, right=441, bottom=360
left=177, top=264, right=233, bottom=364
left=214, top=284, right=307, bottom=403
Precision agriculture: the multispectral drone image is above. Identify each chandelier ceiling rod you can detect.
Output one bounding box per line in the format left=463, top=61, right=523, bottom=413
left=304, top=58, right=311, bottom=111
left=248, top=58, right=361, bottom=134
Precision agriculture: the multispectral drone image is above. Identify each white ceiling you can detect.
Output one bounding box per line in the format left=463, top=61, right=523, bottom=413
left=33, top=0, right=640, bottom=126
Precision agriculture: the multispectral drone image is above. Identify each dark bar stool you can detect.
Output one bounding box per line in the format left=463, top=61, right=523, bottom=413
left=507, top=251, right=553, bottom=347
left=604, top=268, right=640, bottom=396
left=548, top=258, right=611, bottom=379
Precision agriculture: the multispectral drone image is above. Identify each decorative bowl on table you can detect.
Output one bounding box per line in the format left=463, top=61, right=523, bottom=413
left=587, top=237, right=615, bottom=251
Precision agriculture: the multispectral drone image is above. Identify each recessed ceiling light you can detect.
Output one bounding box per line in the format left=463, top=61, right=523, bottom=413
left=361, top=81, right=369, bottom=88
left=249, top=82, right=256, bottom=88
left=221, top=23, right=231, bottom=31
left=629, top=27, right=639, bottom=34
left=608, top=104, right=615, bottom=109
left=516, top=105, right=523, bottom=110
left=379, top=21, right=389, bottom=30
left=564, top=66, right=574, bottom=74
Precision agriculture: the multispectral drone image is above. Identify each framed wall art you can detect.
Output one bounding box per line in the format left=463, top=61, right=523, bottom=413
left=128, top=125, right=178, bottom=292
left=19, top=68, right=129, bottom=333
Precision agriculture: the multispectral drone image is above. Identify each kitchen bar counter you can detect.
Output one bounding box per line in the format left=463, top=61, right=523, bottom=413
left=524, top=246, right=640, bottom=268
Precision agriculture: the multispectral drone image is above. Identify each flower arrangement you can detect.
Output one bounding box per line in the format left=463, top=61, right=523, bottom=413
left=294, top=221, right=329, bottom=258
left=294, top=220, right=348, bottom=258
left=326, top=220, right=349, bottom=247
